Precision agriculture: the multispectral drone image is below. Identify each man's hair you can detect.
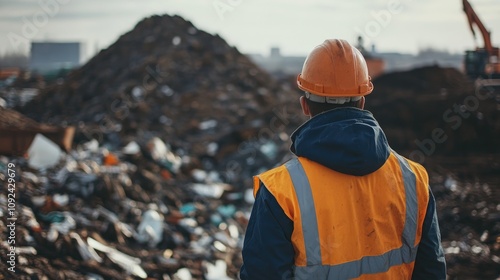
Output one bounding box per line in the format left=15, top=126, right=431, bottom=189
left=305, top=97, right=361, bottom=117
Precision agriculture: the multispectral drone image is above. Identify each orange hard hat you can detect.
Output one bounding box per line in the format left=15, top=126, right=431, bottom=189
left=297, top=39, right=373, bottom=97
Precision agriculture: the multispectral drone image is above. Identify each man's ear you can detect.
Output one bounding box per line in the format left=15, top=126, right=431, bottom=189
left=358, top=96, right=365, bottom=109
left=300, top=96, right=311, bottom=117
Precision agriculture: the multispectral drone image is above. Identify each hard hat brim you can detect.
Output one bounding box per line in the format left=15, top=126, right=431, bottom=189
left=297, top=74, right=373, bottom=97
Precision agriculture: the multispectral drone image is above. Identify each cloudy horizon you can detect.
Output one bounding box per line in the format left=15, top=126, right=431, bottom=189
left=1, top=0, right=499, bottom=62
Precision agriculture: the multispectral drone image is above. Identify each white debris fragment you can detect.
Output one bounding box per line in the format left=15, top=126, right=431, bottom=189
left=27, top=134, right=64, bottom=169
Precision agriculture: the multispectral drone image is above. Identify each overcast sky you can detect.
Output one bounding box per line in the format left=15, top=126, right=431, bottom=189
left=1, top=0, right=499, bottom=62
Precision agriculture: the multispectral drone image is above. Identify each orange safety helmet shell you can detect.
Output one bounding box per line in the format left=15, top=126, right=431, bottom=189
left=297, top=39, right=374, bottom=97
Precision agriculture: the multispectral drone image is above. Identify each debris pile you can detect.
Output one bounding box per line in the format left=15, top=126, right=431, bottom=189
left=0, top=135, right=257, bottom=279
left=3, top=13, right=305, bottom=279
left=369, top=66, right=500, bottom=156
left=428, top=158, right=500, bottom=279
left=22, top=15, right=303, bottom=182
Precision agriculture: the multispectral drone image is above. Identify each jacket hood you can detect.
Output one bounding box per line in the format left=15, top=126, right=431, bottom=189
left=291, top=108, right=390, bottom=176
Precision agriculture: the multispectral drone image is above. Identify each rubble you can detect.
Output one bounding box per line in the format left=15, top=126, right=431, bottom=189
left=368, top=66, right=500, bottom=155
left=2, top=14, right=292, bottom=277
left=0, top=138, right=250, bottom=279
left=426, top=155, right=500, bottom=279
left=21, top=15, right=303, bottom=182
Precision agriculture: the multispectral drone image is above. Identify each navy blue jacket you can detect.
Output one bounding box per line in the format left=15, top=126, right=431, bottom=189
left=240, top=108, right=446, bottom=279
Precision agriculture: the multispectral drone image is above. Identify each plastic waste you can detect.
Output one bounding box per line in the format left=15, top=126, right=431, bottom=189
left=198, top=119, right=217, bottom=130
left=228, top=223, right=239, bottom=240
left=214, top=231, right=237, bottom=248
left=135, top=209, right=164, bottom=248
left=245, top=189, right=255, bottom=204
left=213, top=240, right=227, bottom=252
left=191, top=183, right=227, bottom=199
left=155, top=200, right=170, bottom=215
left=445, top=176, right=458, bottom=192
left=160, top=85, right=174, bottom=96
left=179, top=203, right=197, bottom=216
left=207, top=171, right=221, bottom=183
left=147, top=137, right=167, bottom=160
left=174, top=268, right=192, bottom=280
left=27, top=134, right=64, bottom=169
left=103, top=150, right=119, bottom=166
left=179, top=218, right=204, bottom=235
left=206, top=142, right=218, bottom=156
left=82, top=139, right=99, bottom=153
left=225, top=192, right=243, bottom=201
left=65, top=172, right=97, bottom=198
left=146, top=137, right=182, bottom=173
left=217, top=205, right=236, bottom=218
left=53, top=158, right=77, bottom=184
left=97, top=206, right=134, bottom=238
left=191, top=169, right=207, bottom=182
left=205, top=260, right=232, bottom=280
left=53, top=193, right=69, bottom=207
left=16, top=247, right=37, bottom=255
left=132, top=86, right=144, bottom=99
left=21, top=207, right=41, bottom=232
left=31, top=196, right=46, bottom=207
left=39, top=211, right=66, bottom=223
left=189, top=235, right=212, bottom=255
left=210, top=214, right=223, bottom=226
left=22, top=171, right=40, bottom=184
left=50, top=212, right=76, bottom=234
left=70, top=233, right=103, bottom=263
left=0, top=158, right=6, bottom=173
left=259, top=141, right=278, bottom=160
left=41, top=211, right=76, bottom=241
left=87, top=237, right=147, bottom=279
left=123, top=141, right=141, bottom=155
left=85, top=273, right=105, bottom=280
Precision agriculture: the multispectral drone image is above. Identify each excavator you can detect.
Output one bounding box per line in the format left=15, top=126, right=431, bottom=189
left=462, top=0, right=500, bottom=86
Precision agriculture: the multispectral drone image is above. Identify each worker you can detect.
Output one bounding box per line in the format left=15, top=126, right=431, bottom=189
left=240, top=39, right=446, bottom=279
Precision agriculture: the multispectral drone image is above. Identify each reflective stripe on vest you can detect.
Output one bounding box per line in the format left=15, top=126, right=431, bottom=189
left=284, top=154, right=419, bottom=279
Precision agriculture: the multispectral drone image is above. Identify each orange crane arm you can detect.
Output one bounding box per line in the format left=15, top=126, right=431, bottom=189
left=462, top=0, right=493, bottom=54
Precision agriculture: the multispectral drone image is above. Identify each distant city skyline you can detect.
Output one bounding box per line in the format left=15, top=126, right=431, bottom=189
left=0, top=0, right=499, bottom=63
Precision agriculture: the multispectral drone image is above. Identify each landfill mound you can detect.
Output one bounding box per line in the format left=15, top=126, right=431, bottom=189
left=368, top=66, right=500, bottom=156
left=22, top=14, right=303, bottom=173
left=3, top=14, right=306, bottom=280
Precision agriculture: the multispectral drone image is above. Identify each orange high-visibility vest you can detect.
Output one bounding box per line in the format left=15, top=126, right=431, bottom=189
left=254, top=152, right=429, bottom=279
